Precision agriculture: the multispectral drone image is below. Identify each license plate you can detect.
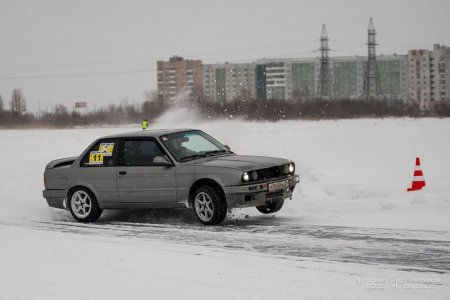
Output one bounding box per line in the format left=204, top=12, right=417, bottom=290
left=268, top=180, right=289, bottom=192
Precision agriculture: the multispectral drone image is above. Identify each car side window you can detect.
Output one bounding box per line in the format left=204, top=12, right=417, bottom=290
left=123, top=139, right=165, bottom=166
left=81, top=139, right=118, bottom=167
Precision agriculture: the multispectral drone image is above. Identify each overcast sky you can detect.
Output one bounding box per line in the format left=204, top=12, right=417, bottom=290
left=1, top=0, right=449, bottom=112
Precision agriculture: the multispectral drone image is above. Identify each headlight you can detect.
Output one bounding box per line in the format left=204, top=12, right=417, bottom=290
left=288, top=163, right=295, bottom=174
left=242, top=172, right=250, bottom=182
left=251, top=171, right=259, bottom=181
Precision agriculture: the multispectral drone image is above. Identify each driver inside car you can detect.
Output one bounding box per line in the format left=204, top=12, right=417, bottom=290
left=166, top=136, right=195, bottom=161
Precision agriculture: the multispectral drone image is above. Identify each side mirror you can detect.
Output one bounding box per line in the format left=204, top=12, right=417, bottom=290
left=224, top=145, right=231, bottom=151
left=153, top=156, right=172, bottom=166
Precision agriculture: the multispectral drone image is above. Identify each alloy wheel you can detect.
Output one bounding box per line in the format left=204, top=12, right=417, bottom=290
left=71, top=190, right=92, bottom=219
left=194, top=192, right=214, bottom=222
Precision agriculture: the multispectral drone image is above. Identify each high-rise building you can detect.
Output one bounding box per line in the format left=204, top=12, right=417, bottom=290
left=157, top=56, right=203, bottom=101
left=256, top=64, right=267, bottom=100
left=203, top=64, right=220, bottom=102
left=156, top=45, right=447, bottom=111
left=203, top=63, right=256, bottom=102
left=257, top=55, right=407, bottom=102
left=430, top=44, right=450, bottom=106
left=331, top=55, right=407, bottom=101
left=407, top=45, right=450, bottom=110
left=407, top=49, right=432, bottom=110
left=256, top=59, right=292, bottom=101
left=332, top=57, right=360, bottom=99
left=291, top=59, right=317, bottom=99
left=377, top=55, right=408, bottom=101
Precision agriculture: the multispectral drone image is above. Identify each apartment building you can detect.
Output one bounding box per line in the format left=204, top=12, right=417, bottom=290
left=156, top=45, right=448, bottom=110
left=203, top=63, right=256, bottom=102
left=291, top=59, right=318, bottom=99
left=332, top=57, right=360, bottom=99
left=429, top=44, right=450, bottom=105
left=377, top=55, right=408, bottom=101
left=203, top=64, right=221, bottom=101
left=256, top=59, right=290, bottom=100
left=257, top=55, right=407, bottom=102
left=406, top=45, right=450, bottom=109
left=407, top=49, right=432, bottom=110
left=157, top=56, right=203, bottom=101
left=255, top=64, right=267, bottom=99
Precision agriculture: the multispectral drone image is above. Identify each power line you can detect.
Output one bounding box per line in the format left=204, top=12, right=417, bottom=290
left=0, top=40, right=320, bottom=80
left=0, top=43, right=317, bottom=79
left=0, top=41, right=317, bottom=70
left=0, top=58, right=154, bottom=69
left=332, top=39, right=431, bottom=49
left=0, top=68, right=156, bottom=80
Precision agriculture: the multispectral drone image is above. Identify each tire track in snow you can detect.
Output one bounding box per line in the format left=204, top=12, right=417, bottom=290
left=1, top=217, right=449, bottom=274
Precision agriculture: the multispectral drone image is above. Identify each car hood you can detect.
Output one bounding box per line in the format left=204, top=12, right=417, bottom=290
left=187, top=154, right=290, bottom=171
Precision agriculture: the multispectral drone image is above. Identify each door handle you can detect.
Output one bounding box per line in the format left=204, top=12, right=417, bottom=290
left=118, top=171, right=127, bottom=175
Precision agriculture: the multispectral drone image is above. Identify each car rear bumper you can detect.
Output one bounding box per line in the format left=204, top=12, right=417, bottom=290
left=43, top=189, right=67, bottom=209
left=222, top=175, right=299, bottom=208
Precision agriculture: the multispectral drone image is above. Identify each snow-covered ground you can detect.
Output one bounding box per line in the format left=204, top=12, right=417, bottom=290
left=1, top=115, right=449, bottom=231
left=1, top=221, right=448, bottom=300
left=1, top=111, right=450, bottom=299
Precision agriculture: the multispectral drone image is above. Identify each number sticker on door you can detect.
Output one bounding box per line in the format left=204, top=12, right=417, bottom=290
left=89, top=151, right=104, bottom=165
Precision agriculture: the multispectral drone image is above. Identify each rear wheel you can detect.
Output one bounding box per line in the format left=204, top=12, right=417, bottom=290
left=256, top=199, right=284, bottom=214
left=68, top=187, right=102, bottom=222
left=193, top=186, right=227, bottom=225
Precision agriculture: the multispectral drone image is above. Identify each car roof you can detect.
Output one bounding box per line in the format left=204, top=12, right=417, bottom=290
left=101, top=128, right=198, bottom=139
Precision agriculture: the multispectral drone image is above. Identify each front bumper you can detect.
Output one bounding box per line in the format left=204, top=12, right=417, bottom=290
left=222, top=174, right=300, bottom=208
left=42, top=189, right=67, bottom=209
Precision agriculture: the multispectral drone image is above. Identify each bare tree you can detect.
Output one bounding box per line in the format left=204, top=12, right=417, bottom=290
left=142, top=89, right=165, bottom=117
left=54, top=104, right=68, bottom=115
left=142, top=89, right=159, bottom=102
left=10, top=89, right=27, bottom=115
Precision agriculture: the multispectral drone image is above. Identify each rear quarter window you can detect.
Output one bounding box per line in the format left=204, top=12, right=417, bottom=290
left=80, top=139, right=118, bottom=167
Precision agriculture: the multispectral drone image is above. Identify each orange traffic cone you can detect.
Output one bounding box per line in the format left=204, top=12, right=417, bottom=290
left=407, top=157, right=426, bottom=192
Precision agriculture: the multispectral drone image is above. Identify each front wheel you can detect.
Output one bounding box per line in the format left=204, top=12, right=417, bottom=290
left=193, top=186, right=227, bottom=225
left=256, top=199, right=284, bottom=214
left=68, top=187, right=102, bottom=222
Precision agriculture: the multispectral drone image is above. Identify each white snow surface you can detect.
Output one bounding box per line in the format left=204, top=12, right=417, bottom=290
left=1, top=110, right=450, bottom=299
left=1, top=223, right=448, bottom=300
left=1, top=115, right=449, bottom=230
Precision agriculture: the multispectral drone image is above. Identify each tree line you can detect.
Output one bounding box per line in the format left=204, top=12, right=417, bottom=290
left=1, top=88, right=449, bottom=128
left=188, top=92, right=450, bottom=120
left=0, top=89, right=166, bottom=128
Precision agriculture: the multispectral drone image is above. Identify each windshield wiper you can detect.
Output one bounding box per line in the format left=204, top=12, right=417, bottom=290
left=204, top=150, right=231, bottom=156
left=180, top=153, right=208, bottom=162
left=180, top=150, right=231, bottom=162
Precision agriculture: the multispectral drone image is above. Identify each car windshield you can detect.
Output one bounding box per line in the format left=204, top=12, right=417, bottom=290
left=160, top=130, right=230, bottom=162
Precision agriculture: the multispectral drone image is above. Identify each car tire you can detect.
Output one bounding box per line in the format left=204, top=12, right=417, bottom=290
left=256, top=199, right=284, bottom=214
left=67, top=187, right=102, bottom=222
left=193, top=185, right=227, bottom=225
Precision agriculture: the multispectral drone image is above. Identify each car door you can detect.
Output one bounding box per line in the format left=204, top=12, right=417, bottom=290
left=117, top=138, right=177, bottom=204
left=79, top=138, right=119, bottom=204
